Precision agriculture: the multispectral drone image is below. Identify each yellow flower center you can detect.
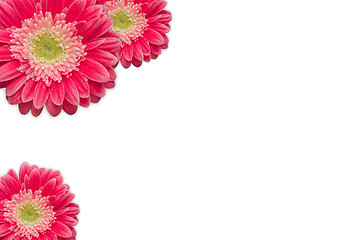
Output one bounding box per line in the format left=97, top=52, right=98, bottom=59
left=18, top=204, right=41, bottom=224
left=32, top=34, right=64, bottom=62
left=111, top=11, right=133, bottom=31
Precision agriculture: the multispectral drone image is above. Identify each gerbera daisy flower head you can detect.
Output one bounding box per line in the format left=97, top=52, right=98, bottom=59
left=0, top=163, right=79, bottom=240
left=0, top=0, right=121, bottom=117
left=98, top=0, right=172, bottom=68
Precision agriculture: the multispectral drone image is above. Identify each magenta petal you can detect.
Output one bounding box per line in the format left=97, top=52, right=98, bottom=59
left=78, top=58, right=110, bottom=83
left=33, top=81, right=49, bottom=109
left=0, top=61, right=22, bottom=82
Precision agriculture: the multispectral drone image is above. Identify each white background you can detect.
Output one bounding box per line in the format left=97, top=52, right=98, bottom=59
left=1, top=0, right=360, bottom=239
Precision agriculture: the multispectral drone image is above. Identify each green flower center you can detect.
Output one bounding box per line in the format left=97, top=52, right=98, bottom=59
left=18, top=204, right=41, bottom=224
left=111, top=12, right=133, bottom=30
left=32, top=34, right=64, bottom=61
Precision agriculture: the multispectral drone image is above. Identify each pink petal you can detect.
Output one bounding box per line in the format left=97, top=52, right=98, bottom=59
left=78, top=58, right=110, bottom=83
left=137, top=38, right=150, bottom=56
left=45, top=98, right=62, bottom=116
left=106, top=66, right=116, bottom=81
left=70, top=71, right=89, bottom=98
left=79, top=97, right=90, bottom=107
left=98, top=37, right=121, bottom=52
left=88, top=81, right=105, bottom=97
left=33, top=81, right=49, bottom=109
left=21, top=79, right=37, bottom=102
left=149, top=22, right=170, bottom=34
left=51, top=221, right=72, bottom=238
left=12, top=0, right=35, bottom=20
left=2, top=231, right=14, bottom=240
left=49, top=81, right=65, bottom=106
left=0, top=46, right=13, bottom=61
left=120, top=56, right=131, bottom=68
left=57, top=216, right=77, bottom=227
left=78, top=5, right=102, bottom=22
left=132, top=41, right=144, bottom=61
left=19, top=162, right=30, bottom=183
left=6, top=86, right=23, bottom=105
left=62, top=100, right=78, bottom=115
left=31, top=105, right=43, bottom=117
left=81, top=17, right=106, bottom=41
left=6, top=74, right=27, bottom=96
left=90, top=94, right=101, bottom=103
left=18, top=102, right=32, bottom=115
left=0, top=183, right=11, bottom=200
left=150, top=44, right=162, bottom=56
left=0, top=30, right=11, bottom=43
left=65, top=0, right=86, bottom=22
left=143, top=28, right=164, bottom=45
left=0, top=61, right=22, bottom=82
left=84, top=39, right=106, bottom=51
left=0, top=1, right=22, bottom=28
left=86, top=49, right=118, bottom=66
left=0, top=223, right=12, bottom=237
left=90, top=17, right=113, bottom=40
left=3, top=175, right=20, bottom=195
left=63, top=78, right=80, bottom=106
left=122, top=44, right=133, bottom=61
left=145, top=0, right=167, bottom=17
left=41, top=178, right=56, bottom=196
left=45, top=231, right=57, bottom=240
left=132, top=58, right=143, bottom=67
left=29, top=168, right=41, bottom=191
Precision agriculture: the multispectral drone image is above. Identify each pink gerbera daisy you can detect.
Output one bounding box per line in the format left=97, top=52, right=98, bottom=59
left=0, top=0, right=121, bottom=116
left=97, top=0, right=172, bottom=68
left=0, top=163, right=79, bottom=240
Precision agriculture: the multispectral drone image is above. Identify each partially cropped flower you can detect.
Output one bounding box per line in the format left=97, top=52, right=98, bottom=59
left=97, top=0, right=172, bottom=68
left=0, top=163, right=79, bottom=240
left=0, top=0, right=121, bottom=116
